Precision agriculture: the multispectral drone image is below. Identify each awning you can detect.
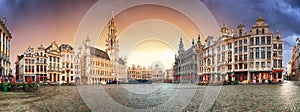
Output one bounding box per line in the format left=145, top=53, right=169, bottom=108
left=273, top=70, right=283, bottom=73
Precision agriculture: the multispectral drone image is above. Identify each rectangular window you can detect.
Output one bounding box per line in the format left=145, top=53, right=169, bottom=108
left=278, top=44, right=282, bottom=49
left=235, top=47, right=238, bottom=54
left=273, top=59, right=277, bottom=67
left=261, top=36, right=265, bottom=45
left=244, top=64, right=247, bottom=69
left=267, top=36, right=271, bottom=44
left=244, top=39, right=247, bottom=44
left=234, top=41, right=238, bottom=46
left=228, top=51, right=232, bottom=62
left=273, top=51, right=277, bottom=57
left=261, top=47, right=265, bottom=59
left=228, top=65, right=232, bottom=70
left=255, top=37, right=259, bottom=45
left=222, top=52, right=225, bottom=62
left=250, top=62, right=254, bottom=68
left=222, top=45, right=225, bottom=51
left=256, top=62, right=259, bottom=68
left=267, top=47, right=271, bottom=59
left=250, top=37, right=254, bottom=45
left=239, top=63, right=243, bottom=69
left=250, top=48, right=254, bottom=59
left=255, top=47, right=259, bottom=59
left=239, top=46, right=242, bottom=52
left=278, top=51, right=282, bottom=56
left=228, top=43, right=232, bottom=49
left=273, top=44, right=277, bottom=49
left=36, top=65, right=39, bottom=72
left=267, top=62, right=271, bottom=68
left=239, top=29, right=242, bottom=36
left=244, top=46, right=247, bottom=52
left=239, top=40, right=242, bottom=45
left=235, top=64, right=238, bottom=69
left=278, top=60, right=282, bottom=67
left=239, top=54, right=242, bottom=61
left=244, top=54, right=247, bottom=61
left=261, top=62, right=265, bottom=68
left=235, top=55, right=238, bottom=62
left=234, top=55, right=238, bottom=61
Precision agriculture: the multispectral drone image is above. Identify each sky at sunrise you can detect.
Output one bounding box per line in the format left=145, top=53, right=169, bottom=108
left=0, top=0, right=299, bottom=69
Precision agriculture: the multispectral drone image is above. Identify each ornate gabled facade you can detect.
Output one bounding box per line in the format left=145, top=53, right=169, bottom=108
left=176, top=36, right=199, bottom=83
left=79, top=37, right=113, bottom=84
left=35, top=44, right=47, bottom=83
left=73, top=50, right=81, bottom=85
left=127, top=64, right=151, bottom=80
left=16, top=41, right=83, bottom=84
left=17, top=46, right=35, bottom=83
left=151, top=64, right=164, bottom=82
left=59, top=44, right=75, bottom=84
left=196, top=17, right=284, bottom=84
left=45, top=41, right=61, bottom=83
left=0, top=16, right=12, bottom=82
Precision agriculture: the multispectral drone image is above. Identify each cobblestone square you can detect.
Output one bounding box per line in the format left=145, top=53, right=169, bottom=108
left=0, top=81, right=299, bottom=111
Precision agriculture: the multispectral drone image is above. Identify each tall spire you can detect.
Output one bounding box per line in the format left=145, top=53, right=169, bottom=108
left=106, top=9, right=119, bottom=62
left=178, top=36, right=185, bottom=57
left=179, top=37, right=184, bottom=49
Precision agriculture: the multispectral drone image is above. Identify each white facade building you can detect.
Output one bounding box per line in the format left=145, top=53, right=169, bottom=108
left=0, top=16, right=12, bottom=82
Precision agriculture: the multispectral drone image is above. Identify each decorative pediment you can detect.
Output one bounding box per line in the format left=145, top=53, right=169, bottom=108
left=46, top=41, right=59, bottom=53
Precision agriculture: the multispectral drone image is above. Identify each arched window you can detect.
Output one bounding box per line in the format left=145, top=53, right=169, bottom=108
left=256, top=29, right=259, bottom=34
left=262, top=28, right=265, bottom=34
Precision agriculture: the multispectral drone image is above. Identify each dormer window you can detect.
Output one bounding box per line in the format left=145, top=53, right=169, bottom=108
left=239, top=29, right=242, bottom=36
left=256, top=29, right=259, bottom=34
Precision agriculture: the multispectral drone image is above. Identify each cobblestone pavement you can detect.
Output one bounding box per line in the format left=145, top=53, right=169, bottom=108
left=1, top=81, right=299, bottom=112
left=211, top=81, right=300, bottom=111
left=0, top=86, right=90, bottom=112
left=77, top=83, right=199, bottom=112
